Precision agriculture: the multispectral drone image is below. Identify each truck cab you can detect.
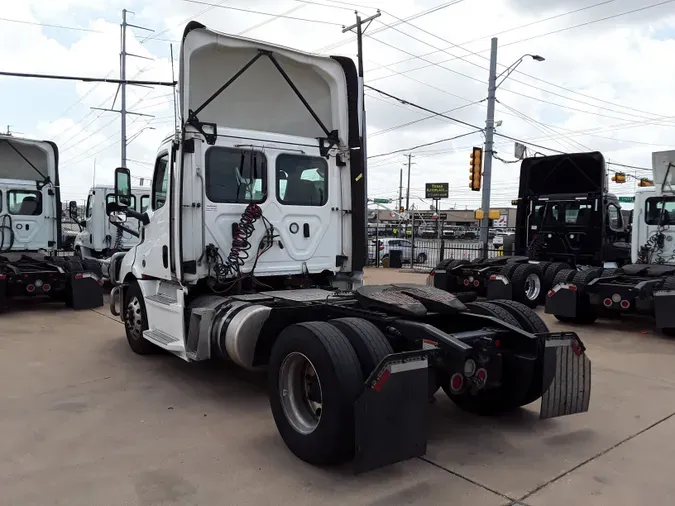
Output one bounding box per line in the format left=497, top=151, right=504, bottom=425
left=0, top=134, right=103, bottom=309
left=72, top=185, right=149, bottom=259
left=513, top=151, right=631, bottom=267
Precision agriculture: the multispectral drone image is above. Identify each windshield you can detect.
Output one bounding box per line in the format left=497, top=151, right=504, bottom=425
left=532, top=200, right=593, bottom=228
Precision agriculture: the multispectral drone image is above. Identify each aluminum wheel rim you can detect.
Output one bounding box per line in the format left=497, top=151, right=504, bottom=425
left=524, top=273, right=541, bottom=301
left=279, top=352, right=323, bottom=435
left=125, top=296, right=143, bottom=340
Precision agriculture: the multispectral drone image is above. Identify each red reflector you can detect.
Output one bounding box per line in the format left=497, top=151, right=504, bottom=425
left=26, top=284, right=35, bottom=293
left=0, top=274, right=5, bottom=280
left=473, top=280, right=479, bottom=287
left=495, top=339, right=501, bottom=348
left=620, top=300, right=630, bottom=309
left=603, top=298, right=612, bottom=307
left=463, top=279, right=469, bottom=286
left=74, top=273, right=84, bottom=280
left=24, top=274, right=29, bottom=279
left=450, top=373, right=464, bottom=392
left=42, top=283, right=51, bottom=292
left=548, top=289, right=555, bottom=298
left=489, top=275, right=497, bottom=280
left=571, top=341, right=582, bottom=356
left=372, top=369, right=391, bottom=392
left=568, top=284, right=578, bottom=291
left=476, top=368, right=487, bottom=382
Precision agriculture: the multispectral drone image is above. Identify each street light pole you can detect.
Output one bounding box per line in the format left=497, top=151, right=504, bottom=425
left=479, top=38, right=545, bottom=255
left=479, top=37, right=498, bottom=255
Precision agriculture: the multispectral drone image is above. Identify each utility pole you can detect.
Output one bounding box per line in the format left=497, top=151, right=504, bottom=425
left=91, top=10, right=154, bottom=169
left=342, top=10, right=381, bottom=259
left=479, top=37, right=498, bottom=254
left=398, top=167, right=403, bottom=211
left=405, top=153, right=414, bottom=211
left=121, top=9, right=128, bottom=168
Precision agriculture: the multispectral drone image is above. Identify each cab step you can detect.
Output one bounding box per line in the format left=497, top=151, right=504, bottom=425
left=143, top=329, right=185, bottom=354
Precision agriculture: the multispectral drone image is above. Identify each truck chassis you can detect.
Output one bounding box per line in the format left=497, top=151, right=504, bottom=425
left=0, top=252, right=103, bottom=311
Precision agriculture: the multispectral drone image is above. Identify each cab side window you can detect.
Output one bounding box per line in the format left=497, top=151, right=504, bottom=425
left=152, top=153, right=169, bottom=210
left=8, top=190, right=42, bottom=216
left=140, top=195, right=150, bottom=213
left=85, top=194, right=94, bottom=218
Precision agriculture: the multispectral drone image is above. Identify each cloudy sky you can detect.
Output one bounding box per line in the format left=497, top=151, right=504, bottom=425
left=1, top=0, right=674, bottom=210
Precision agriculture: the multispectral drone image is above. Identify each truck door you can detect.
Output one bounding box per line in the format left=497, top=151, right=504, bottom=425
left=81, top=190, right=95, bottom=251
left=6, top=188, right=51, bottom=251
left=136, top=151, right=172, bottom=280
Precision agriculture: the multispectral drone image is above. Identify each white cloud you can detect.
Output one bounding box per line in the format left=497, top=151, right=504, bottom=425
left=1, top=0, right=674, bottom=207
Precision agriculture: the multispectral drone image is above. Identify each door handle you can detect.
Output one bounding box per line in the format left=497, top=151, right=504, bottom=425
left=162, top=245, right=168, bottom=268
left=303, top=223, right=310, bottom=238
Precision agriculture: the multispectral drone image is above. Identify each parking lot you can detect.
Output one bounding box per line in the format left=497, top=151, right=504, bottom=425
left=1, top=268, right=674, bottom=505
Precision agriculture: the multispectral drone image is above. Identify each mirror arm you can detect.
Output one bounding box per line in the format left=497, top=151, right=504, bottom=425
left=125, top=208, right=150, bottom=226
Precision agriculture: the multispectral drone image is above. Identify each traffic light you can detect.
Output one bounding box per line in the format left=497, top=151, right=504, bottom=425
left=469, top=147, right=483, bottom=191
left=638, top=178, right=654, bottom=187
left=399, top=206, right=405, bottom=213
left=611, top=172, right=626, bottom=183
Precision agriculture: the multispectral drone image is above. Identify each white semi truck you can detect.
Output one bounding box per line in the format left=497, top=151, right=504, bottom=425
left=68, top=184, right=149, bottom=279
left=0, top=134, right=103, bottom=310
left=104, top=22, right=591, bottom=472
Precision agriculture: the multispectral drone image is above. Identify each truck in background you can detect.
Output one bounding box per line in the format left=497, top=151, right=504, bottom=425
left=69, top=184, right=149, bottom=279
left=103, top=23, right=591, bottom=472
left=430, top=151, right=631, bottom=307
left=546, top=150, right=675, bottom=333
left=0, top=134, right=103, bottom=311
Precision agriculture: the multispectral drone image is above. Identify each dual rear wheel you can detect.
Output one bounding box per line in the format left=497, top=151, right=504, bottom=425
left=269, top=317, right=393, bottom=466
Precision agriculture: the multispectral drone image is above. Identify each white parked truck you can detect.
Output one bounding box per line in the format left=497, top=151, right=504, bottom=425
left=105, top=22, right=591, bottom=472
left=68, top=185, right=149, bottom=279
left=0, top=134, right=103, bottom=310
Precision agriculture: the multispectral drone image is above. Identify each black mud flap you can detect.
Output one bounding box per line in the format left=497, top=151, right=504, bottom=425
left=0, top=275, right=6, bottom=311
left=486, top=274, right=512, bottom=300
left=539, top=332, right=591, bottom=419
left=65, top=272, right=104, bottom=310
left=654, top=290, right=675, bottom=329
left=353, top=350, right=428, bottom=474
left=544, top=283, right=578, bottom=317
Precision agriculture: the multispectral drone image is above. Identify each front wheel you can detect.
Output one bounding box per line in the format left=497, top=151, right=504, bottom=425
left=123, top=282, right=157, bottom=355
left=269, top=321, right=363, bottom=465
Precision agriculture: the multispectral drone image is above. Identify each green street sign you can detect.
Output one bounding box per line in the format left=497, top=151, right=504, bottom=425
left=373, top=198, right=391, bottom=204
left=618, top=196, right=635, bottom=203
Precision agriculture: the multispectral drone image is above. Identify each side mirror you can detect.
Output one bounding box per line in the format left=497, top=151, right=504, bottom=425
left=68, top=200, right=78, bottom=216
left=109, top=211, right=127, bottom=224
left=115, top=167, right=132, bottom=207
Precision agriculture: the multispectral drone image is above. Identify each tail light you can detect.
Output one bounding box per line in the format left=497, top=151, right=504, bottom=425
left=620, top=299, right=630, bottom=309
left=26, top=284, right=36, bottom=293
left=42, top=283, right=51, bottom=292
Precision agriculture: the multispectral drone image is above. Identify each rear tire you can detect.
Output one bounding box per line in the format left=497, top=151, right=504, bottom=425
left=269, top=322, right=363, bottom=465
left=123, top=282, right=157, bottom=355
left=544, top=262, right=570, bottom=291
left=510, top=263, right=543, bottom=308
left=327, top=318, right=393, bottom=377
left=489, top=300, right=553, bottom=405
left=81, top=258, right=103, bottom=278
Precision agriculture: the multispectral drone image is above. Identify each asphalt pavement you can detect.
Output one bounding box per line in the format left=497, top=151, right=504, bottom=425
left=0, top=268, right=673, bottom=505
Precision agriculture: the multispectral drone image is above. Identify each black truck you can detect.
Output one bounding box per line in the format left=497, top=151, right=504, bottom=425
left=431, top=151, right=631, bottom=307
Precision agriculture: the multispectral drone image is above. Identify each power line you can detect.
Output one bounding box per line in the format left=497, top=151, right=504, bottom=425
left=181, top=0, right=345, bottom=26
left=0, top=17, right=103, bottom=33
left=369, top=15, right=667, bottom=122
left=314, top=0, right=465, bottom=53
left=366, top=0, right=674, bottom=121
left=365, top=84, right=481, bottom=131
left=368, top=129, right=483, bottom=158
